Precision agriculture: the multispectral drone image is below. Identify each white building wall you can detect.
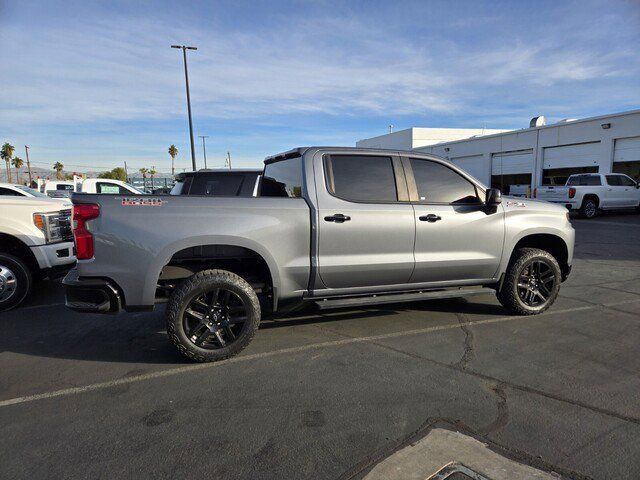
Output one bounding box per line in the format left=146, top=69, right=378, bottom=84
left=414, top=109, right=640, bottom=188
left=356, top=127, right=508, bottom=150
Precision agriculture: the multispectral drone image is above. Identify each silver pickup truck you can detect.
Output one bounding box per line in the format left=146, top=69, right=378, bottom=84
left=64, top=147, right=575, bottom=362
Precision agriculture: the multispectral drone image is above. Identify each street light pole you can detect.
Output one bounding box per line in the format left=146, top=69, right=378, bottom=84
left=25, top=145, right=33, bottom=186
left=198, top=135, right=209, bottom=169
left=171, top=44, right=198, bottom=171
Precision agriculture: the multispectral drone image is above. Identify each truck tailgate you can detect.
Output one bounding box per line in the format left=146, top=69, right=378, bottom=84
left=536, top=186, right=569, bottom=202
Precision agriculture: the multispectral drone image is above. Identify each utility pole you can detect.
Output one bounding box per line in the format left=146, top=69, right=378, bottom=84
left=226, top=151, right=232, bottom=169
left=124, top=161, right=129, bottom=182
left=25, top=145, right=33, bottom=186
left=171, top=45, right=198, bottom=171
left=199, top=135, right=209, bottom=169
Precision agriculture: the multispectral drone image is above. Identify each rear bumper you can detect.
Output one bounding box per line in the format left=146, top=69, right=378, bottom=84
left=62, top=268, right=122, bottom=314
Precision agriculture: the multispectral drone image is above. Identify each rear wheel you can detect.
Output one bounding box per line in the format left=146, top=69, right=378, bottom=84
left=166, top=269, right=260, bottom=362
left=497, top=248, right=561, bottom=315
left=0, top=253, right=32, bottom=311
left=579, top=197, right=598, bottom=218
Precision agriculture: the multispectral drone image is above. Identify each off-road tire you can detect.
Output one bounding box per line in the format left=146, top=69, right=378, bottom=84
left=166, top=269, right=261, bottom=362
left=0, top=253, right=32, bottom=312
left=579, top=197, right=598, bottom=219
left=497, top=248, right=561, bottom=316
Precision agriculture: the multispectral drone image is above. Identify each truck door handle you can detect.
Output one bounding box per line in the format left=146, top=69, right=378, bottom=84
left=324, top=213, right=351, bottom=223
left=419, top=214, right=442, bottom=222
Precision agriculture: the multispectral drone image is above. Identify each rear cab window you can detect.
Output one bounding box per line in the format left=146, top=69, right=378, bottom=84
left=567, top=175, right=601, bottom=186
left=189, top=174, right=245, bottom=196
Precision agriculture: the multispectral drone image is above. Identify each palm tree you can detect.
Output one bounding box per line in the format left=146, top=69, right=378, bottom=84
left=139, top=167, right=148, bottom=191
left=12, top=157, right=24, bottom=184
left=1, top=143, right=15, bottom=183
left=168, top=145, right=178, bottom=177
left=149, top=168, right=157, bottom=190
left=53, top=162, right=64, bottom=180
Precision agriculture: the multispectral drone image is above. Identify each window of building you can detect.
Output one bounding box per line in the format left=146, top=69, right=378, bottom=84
left=261, top=157, right=303, bottom=198
left=411, top=158, right=479, bottom=204
left=324, top=155, right=397, bottom=203
left=542, top=166, right=598, bottom=185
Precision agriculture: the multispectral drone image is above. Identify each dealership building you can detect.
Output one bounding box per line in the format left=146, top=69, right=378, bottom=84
left=356, top=109, right=640, bottom=195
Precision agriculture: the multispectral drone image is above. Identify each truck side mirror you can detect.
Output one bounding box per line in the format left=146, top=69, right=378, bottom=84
left=485, top=188, right=502, bottom=207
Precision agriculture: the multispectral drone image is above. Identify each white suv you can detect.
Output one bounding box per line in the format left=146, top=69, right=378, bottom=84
left=0, top=196, right=76, bottom=310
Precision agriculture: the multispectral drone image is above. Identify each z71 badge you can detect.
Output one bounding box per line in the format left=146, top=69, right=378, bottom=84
left=121, top=197, right=166, bottom=206
left=505, top=200, right=526, bottom=208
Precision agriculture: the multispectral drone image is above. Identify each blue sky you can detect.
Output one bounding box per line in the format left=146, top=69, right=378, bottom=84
left=1, top=0, right=639, bottom=173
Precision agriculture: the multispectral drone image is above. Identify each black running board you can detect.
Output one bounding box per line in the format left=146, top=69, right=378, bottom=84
left=309, top=287, right=492, bottom=310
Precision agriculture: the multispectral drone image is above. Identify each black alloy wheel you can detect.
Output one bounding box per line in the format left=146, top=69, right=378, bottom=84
left=516, top=259, right=556, bottom=307
left=183, top=288, right=248, bottom=349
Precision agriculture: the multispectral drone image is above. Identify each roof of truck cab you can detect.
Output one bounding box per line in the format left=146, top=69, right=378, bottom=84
left=263, top=146, right=442, bottom=164
left=175, top=169, right=262, bottom=180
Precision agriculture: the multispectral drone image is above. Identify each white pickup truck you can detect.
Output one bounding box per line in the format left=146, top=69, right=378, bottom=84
left=536, top=173, right=640, bottom=218
left=0, top=196, right=76, bottom=310
left=41, top=178, right=145, bottom=197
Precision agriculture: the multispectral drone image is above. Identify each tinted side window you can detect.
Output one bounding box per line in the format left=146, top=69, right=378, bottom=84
left=57, top=184, right=73, bottom=191
left=584, top=176, right=601, bottom=186
left=606, top=175, right=621, bottom=186
left=325, top=155, right=397, bottom=202
left=619, top=176, right=636, bottom=187
left=411, top=159, right=479, bottom=204
left=189, top=174, right=244, bottom=196
left=261, top=158, right=303, bottom=198
left=568, top=175, right=602, bottom=186
left=0, top=187, right=22, bottom=196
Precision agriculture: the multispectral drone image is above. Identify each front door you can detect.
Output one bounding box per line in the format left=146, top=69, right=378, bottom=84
left=618, top=174, right=640, bottom=207
left=316, top=153, right=415, bottom=289
left=406, top=157, right=504, bottom=284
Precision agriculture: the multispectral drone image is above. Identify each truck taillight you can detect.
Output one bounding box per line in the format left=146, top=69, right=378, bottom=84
left=73, top=203, right=100, bottom=260
left=568, top=187, right=576, bottom=199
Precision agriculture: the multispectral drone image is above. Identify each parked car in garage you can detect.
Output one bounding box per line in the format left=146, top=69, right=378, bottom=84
left=0, top=196, right=76, bottom=310
left=536, top=173, right=640, bottom=218
left=64, top=147, right=574, bottom=362
left=170, top=169, right=261, bottom=196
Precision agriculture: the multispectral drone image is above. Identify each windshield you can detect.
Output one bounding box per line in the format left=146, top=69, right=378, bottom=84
left=15, top=185, right=49, bottom=198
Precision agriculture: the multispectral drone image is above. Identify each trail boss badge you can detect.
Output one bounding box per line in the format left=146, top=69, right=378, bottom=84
left=121, top=197, right=166, bottom=206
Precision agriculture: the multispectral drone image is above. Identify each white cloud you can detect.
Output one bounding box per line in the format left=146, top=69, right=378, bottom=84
left=2, top=8, right=637, bottom=129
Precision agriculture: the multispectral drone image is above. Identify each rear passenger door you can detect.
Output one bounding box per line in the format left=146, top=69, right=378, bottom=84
left=405, top=157, right=504, bottom=284
left=315, top=153, right=415, bottom=289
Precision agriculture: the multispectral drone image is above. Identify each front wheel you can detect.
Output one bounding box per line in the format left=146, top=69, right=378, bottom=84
left=0, top=253, right=32, bottom=311
left=166, top=269, right=261, bottom=362
left=497, top=248, right=561, bottom=315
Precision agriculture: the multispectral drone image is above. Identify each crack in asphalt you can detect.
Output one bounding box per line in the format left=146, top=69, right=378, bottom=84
left=479, top=382, right=509, bottom=436
left=454, top=312, right=474, bottom=371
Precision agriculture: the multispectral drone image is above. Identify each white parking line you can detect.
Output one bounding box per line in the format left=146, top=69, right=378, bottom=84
left=0, top=305, right=593, bottom=408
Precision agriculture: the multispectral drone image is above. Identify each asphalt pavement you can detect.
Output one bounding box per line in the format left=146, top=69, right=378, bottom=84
left=1, top=213, right=639, bottom=479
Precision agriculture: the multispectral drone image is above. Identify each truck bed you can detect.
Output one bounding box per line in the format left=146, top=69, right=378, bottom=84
left=71, top=194, right=311, bottom=308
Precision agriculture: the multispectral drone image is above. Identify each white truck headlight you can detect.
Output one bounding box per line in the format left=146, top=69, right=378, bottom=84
left=33, top=211, right=72, bottom=244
